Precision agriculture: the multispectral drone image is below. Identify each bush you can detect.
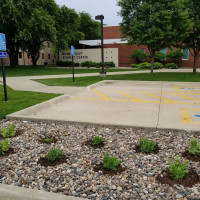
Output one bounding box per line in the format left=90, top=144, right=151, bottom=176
left=153, top=62, right=163, bottom=69
left=46, top=148, right=63, bottom=162
left=155, top=52, right=166, bottom=62
left=1, top=123, right=16, bottom=138
left=56, top=60, right=79, bottom=67
left=0, top=139, right=9, bottom=155
left=165, top=63, right=178, bottom=69
left=138, top=62, right=151, bottom=69
left=81, top=61, right=95, bottom=67
left=168, top=157, right=188, bottom=180
left=92, top=136, right=104, bottom=145
left=130, top=64, right=138, bottom=68
left=140, top=137, right=156, bottom=153
left=105, top=61, right=115, bottom=68
left=188, top=138, right=200, bottom=157
left=103, top=153, right=121, bottom=171
left=166, top=49, right=183, bottom=62
left=130, top=50, right=146, bottom=63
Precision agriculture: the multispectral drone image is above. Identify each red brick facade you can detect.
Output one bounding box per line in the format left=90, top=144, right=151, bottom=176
left=103, top=26, right=199, bottom=68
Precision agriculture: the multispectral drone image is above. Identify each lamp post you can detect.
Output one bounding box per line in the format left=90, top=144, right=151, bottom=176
left=95, top=14, right=106, bottom=77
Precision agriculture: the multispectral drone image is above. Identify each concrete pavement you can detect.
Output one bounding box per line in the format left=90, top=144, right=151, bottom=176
left=0, top=184, right=86, bottom=200
left=7, top=80, right=200, bottom=131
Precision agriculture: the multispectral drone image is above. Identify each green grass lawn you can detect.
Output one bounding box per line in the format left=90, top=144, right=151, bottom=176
left=34, top=72, right=200, bottom=87
left=0, top=65, right=138, bottom=77
left=0, top=86, right=60, bottom=119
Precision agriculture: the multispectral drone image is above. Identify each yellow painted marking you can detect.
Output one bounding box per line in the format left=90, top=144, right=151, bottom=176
left=91, top=89, right=111, bottom=101
left=166, top=92, right=200, bottom=95
left=172, top=94, right=200, bottom=102
left=174, top=86, right=180, bottom=91
left=180, top=108, right=200, bottom=125
left=142, top=92, right=177, bottom=103
left=180, top=108, right=192, bottom=124
left=116, top=91, right=144, bottom=102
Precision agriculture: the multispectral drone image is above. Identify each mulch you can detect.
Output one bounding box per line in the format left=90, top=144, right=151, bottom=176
left=93, top=163, right=126, bottom=176
left=0, top=148, right=15, bottom=158
left=182, top=151, right=200, bottom=162
left=38, top=156, right=67, bottom=167
left=135, top=144, right=159, bottom=154
left=156, top=169, right=200, bottom=187
left=83, top=139, right=105, bottom=149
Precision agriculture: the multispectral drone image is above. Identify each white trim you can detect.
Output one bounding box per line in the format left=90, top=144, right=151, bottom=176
left=79, top=39, right=128, bottom=46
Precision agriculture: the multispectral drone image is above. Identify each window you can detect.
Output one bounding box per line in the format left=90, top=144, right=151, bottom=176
left=19, top=52, right=22, bottom=59
left=160, top=48, right=166, bottom=54
left=182, top=49, right=189, bottom=60
left=47, top=42, right=50, bottom=48
left=42, top=53, right=44, bottom=59
left=48, top=54, right=50, bottom=59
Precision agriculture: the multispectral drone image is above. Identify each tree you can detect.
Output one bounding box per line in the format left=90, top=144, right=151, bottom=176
left=55, top=6, right=84, bottom=61
left=20, top=0, right=58, bottom=66
left=181, top=0, right=200, bottom=73
left=118, top=0, right=192, bottom=74
left=130, top=50, right=146, bottom=64
left=79, top=12, right=101, bottom=40
left=166, top=49, right=183, bottom=64
left=0, top=0, right=24, bottom=66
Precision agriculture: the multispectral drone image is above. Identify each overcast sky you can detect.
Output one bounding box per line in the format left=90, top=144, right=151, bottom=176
left=54, top=0, right=122, bottom=26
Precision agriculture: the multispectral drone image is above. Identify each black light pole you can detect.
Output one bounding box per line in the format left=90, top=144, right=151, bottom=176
left=95, top=14, right=106, bottom=77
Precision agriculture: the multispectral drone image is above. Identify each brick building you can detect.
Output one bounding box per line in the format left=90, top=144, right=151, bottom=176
left=4, top=41, right=56, bottom=66
left=81, top=26, right=198, bottom=68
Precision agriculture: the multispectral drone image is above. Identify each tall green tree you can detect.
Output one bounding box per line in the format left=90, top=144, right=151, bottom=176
left=55, top=6, right=84, bottom=61
left=79, top=12, right=101, bottom=40
left=118, top=0, right=192, bottom=74
left=181, top=0, right=200, bottom=73
left=21, top=0, right=58, bottom=66
left=0, top=0, right=23, bottom=66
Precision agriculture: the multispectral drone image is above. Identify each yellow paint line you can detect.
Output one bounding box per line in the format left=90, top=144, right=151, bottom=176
left=166, top=92, right=200, bottom=95
left=90, top=89, right=111, bottom=101
left=180, top=108, right=192, bottom=124
left=142, top=92, right=177, bottom=103
left=172, top=94, right=200, bottom=102
left=174, top=86, right=180, bottom=91
left=116, top=91, right=144, bottom=102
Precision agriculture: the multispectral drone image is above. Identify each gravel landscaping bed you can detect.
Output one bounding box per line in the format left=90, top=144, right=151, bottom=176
left=0, top=120, right=200, bottom=200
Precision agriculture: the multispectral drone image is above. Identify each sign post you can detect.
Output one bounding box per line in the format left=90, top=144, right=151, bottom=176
left=71, top=45, right=75, bottom=82
left=0, top=33, right=7, bottom=101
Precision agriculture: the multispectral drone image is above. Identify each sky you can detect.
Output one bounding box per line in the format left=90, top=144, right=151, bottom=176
left=54, top=0, right=122, bottom=26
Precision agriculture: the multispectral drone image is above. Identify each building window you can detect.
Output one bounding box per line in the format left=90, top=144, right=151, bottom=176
left=48, top=54, right=50, bottom=59
left=19, top=52, right=22, bottom=59
left=47, top=42, right=50, bottom=48
left=182, top=49, right=189, bottom=60
left=160, top=48, right=166, bottom=54
left=42, top=53, right=44, bottom=59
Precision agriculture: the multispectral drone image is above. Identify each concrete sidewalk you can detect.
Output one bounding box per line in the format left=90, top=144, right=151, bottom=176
left=0, top=184, right=86, bottom=200
left=3, top=68, right=199, bottom=95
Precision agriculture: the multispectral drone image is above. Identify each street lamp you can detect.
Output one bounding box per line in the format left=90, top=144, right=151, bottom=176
left=95, top=14, right=106, bottom=77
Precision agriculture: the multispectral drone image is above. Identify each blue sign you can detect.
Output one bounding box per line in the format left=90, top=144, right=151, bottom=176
left=195, top=115, right=200, bottom=118
left=71, top=45, right=75, bottom=56
left=0, top=52, right=7, bottom=58
left=0, top=33, right=6, bottom=51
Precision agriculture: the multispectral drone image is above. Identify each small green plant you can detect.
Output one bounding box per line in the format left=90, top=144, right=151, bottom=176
left=155, top=52, right=166, bottom=62
left=168, top=157, right=188, bottom=180
left=165, top=63, right=178, bottom=69
left=166, top=49, right=183, bottom=63
left=1, top=123, right=16, bottom=138
left=44, top=138, right=53, bottom=143
left=188, top=138, right=200, bottom=157
left=130, top=63, right=138, bottom=68
left=0, top=139, right=9, bottom=155
left=103, top=153, right=121, bottom=171
left=153, top=62, right=163, bottom=69
left=46, top=148, right=63, bottom=162
left=92, top=136, right=104, bottom=145
left=130, top=50, right=146, bottom=63
left=138, top=62, right=151, bottom=69
left=139, top=137, right=156, bottom=153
